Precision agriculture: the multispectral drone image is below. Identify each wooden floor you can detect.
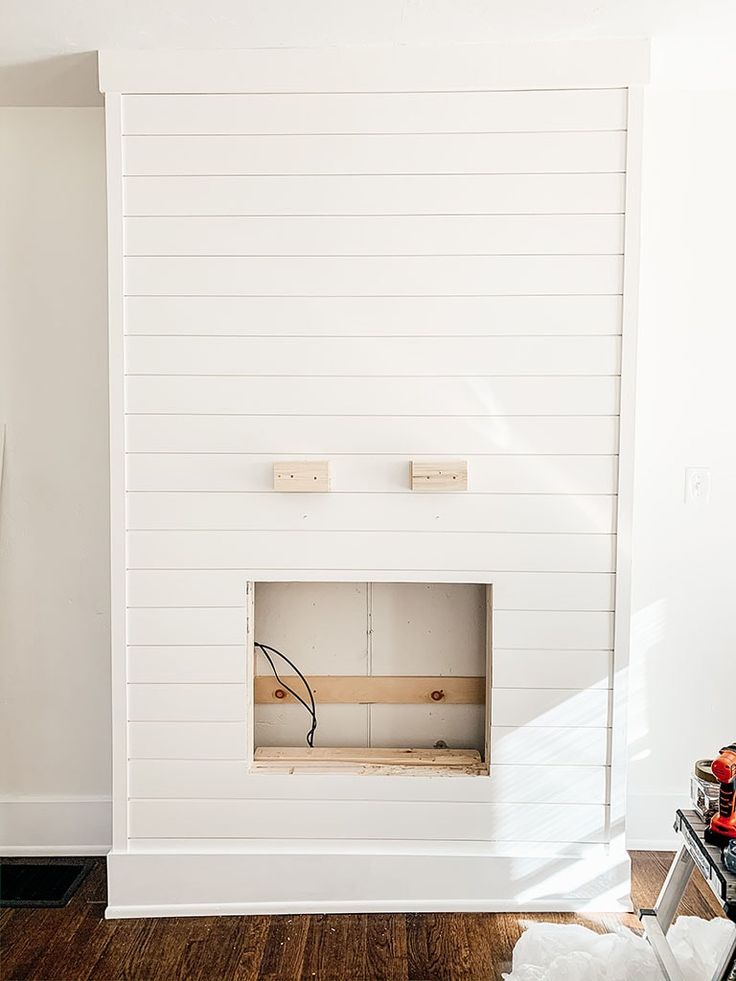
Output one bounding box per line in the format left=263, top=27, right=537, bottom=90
left=0, top=853, right=723, bottom=981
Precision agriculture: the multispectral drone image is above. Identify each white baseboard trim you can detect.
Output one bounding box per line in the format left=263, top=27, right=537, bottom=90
left=106, top=848, right=633, bottom=918
left=106, top=897, right=632, bottom=919
left=625, top=791, right=689, bottom=852
left=0, top=797, right=111, bottom=856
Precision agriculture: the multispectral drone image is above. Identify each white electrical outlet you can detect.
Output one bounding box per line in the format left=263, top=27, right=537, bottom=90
left=685, top=467, right=711, bottom=504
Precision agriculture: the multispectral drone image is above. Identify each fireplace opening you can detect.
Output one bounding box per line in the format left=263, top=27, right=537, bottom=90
left=248, top=581, right=492, bottom=776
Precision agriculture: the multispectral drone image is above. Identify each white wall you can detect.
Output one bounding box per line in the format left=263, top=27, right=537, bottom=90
left=2, top=68, right=735, bottom=855
left=3, top=0, right=736, bottom=106
left=0, top=108, right=112, bottom=852
left=626, top=82, right=736, bottom=847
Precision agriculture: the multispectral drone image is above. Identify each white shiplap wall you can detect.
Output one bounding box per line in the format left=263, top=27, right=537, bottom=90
left=122, top=86, right=623, bottom=836
left=103, top=47, right=645, bottom=911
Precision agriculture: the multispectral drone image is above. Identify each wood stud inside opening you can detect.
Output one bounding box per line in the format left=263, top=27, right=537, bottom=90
left=254, top=674, right=484, bottom=705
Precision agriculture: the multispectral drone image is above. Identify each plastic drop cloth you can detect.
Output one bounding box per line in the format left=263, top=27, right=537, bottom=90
left=503, top=916, right=736, bottom=981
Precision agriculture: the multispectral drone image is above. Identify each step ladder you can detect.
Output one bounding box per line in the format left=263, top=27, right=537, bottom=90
left=639, top=809, right=736, bottom=980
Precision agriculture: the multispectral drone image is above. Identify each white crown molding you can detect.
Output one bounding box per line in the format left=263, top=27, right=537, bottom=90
left=99, top=40, right=650, bottom=94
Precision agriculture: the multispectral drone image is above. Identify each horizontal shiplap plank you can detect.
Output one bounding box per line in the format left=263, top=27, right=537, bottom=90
left=124, top=174, right=626, bottom=218
left=493, top=650, right=611, bottom=689
left=123, top=838, right=612, bottom=857
left=127, top=607, right=246, bottom=645
left=129, top=683, right=246, bottom=722
left=129, top=760, right=607, bottom=805
left=491, top=688, right=610, bottom=728
left=128, top=646, right=247, bottom=683
left=125, top=336, right=621, bottom=377
left=128, top=798, right=608, bottom=842
left=126, top=492, right=616, bottom=535
left=494, top=610, right=614, bottom=650
left=122, top=90, right=629, bottom=138
left=126, top=375, right=621, bottom=416
left=125, top=416, right=619, bottom=455
left=124, top=295, right=623, bottom=337
left=125, top=214, right=624, bottom=257
left=126, top=531, right=616, bottom=573
left=490, top=575, right=615, bottom=613
left=126, top=454, right=619, bottom=495
left=127, top=603, right=613, bottom=653
left=127, top=720, right=608, bottom=765
left=123, top=131, right=627, bottom=177
left=129, top=721, right=248, bottom=759
left=122, top=90, right=627, bottom=136
left=491, top=724, right=608, bottom=766
left=125, top=255, right=623, bottom=298
left=126, top=571, right=615, bottom=612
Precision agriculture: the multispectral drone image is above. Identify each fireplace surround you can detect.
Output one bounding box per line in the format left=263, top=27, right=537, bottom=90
left=101, top=40, right=647, bottom=916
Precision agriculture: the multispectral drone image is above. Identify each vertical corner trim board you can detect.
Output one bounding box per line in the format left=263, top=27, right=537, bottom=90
left=102, top=41, right=645, bottom=916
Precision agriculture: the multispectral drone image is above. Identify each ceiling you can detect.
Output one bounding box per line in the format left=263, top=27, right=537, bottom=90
left=1, top=0, right=736, bottom=105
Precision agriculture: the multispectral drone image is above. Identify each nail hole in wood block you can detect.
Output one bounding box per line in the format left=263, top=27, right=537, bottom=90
left=273, top=461, right=330, bottom=492
left=411, top=460, right=468, bottom=491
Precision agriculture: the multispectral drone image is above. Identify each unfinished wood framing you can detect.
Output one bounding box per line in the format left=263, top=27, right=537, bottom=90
left=254, top=675, right=484, bottom=705
left=484, top=584, right=493, bottom=769
left=253, top=746, right=485, bottom=775
left=273, top=460, right=330, bottom=492
left=249, top=580, right=492, bottom=776
left=244, top=580, right=255, bottom=765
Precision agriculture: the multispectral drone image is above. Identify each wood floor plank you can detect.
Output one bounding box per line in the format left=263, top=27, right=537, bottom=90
left=185, top=915, right=270, bottom=981
left=461, top=913, right=506, bottom=981
left=28, top=902, right=109, bottom=981
left=407, top=912, right=478, bottom=981
left=20, top=867, right=102, bottom=972
left=366, top=913, right=409, bottom=981
left=256, top=914, right=311, bottom=981
left=82, top=917, right=157, bottom=981
left=121, top=915, right=213, bottom=981
left=0, top=907, right=78, bottom=980
left=299, top=912, right=368, bottom=981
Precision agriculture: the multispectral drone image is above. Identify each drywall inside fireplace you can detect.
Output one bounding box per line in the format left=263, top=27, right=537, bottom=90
left=253, top=581, right=488, bottom=751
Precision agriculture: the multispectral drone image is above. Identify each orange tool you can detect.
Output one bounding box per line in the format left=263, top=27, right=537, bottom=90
left=707, top=743, right=736, bottom=845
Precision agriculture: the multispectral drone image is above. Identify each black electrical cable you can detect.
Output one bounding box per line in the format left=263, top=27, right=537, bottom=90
left=256, top=644, right=316, bottom=739
left=255, top=641, right=317, bottom=747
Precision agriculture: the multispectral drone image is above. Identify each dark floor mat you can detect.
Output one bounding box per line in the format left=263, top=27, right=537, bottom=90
left=0, top=861, right=91, bottom=908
